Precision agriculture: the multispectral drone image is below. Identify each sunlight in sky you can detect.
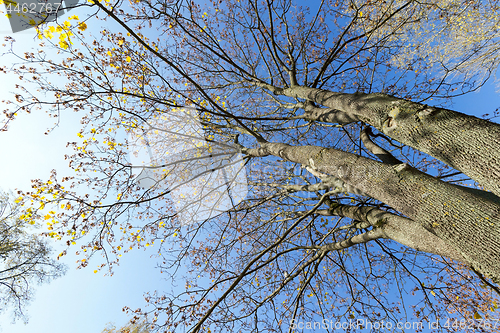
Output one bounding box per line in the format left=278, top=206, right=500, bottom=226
left=0, top=79, right=168, bottom=333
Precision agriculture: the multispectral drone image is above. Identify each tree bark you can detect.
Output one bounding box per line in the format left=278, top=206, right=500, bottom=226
left=316, top=205, right=467, bottom=263
left=251, top=141, right=500, bottom=282
left=275, top=85, right=500, bottom=198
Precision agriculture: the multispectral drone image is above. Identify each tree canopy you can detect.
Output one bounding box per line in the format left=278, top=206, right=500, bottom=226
left=2, top=0, right=500, bottom=331
left=350, top=0, right=500, bottom=87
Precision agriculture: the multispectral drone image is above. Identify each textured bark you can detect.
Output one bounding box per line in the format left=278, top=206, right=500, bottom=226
left=277, top=86, right=500, bottom=198
left=316, top=205, right=466, bottom=263
left=257, top=141, right=500, bottom=282
left=313, top=174, right=369, bottom=197
left=323, top=228, right=386, bottom=251
left=298, top=104, right=360, bottom=124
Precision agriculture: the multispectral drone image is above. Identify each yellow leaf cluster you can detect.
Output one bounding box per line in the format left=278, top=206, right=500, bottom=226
left=78, top=22, right=87, bottom=31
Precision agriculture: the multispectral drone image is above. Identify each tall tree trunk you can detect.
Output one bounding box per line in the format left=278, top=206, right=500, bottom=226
left=274, top=85, right=500, bottom=198
left=316, top=204, right=466, bottom=263
left=249, top=141, right=500, bottom=282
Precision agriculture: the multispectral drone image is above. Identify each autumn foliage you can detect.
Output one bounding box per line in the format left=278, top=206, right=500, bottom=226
left=2, top=0, right=500, bottom=332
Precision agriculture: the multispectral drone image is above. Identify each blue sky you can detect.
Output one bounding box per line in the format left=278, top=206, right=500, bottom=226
left=0, top=106, right=169, bottom=332
left=0, top=10, right=174, bottom=333
left=1, top=3, right=499, bottom=333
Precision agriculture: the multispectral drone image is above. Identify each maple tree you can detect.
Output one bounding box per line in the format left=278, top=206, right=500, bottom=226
left=2, top=0, right=500, bottom=332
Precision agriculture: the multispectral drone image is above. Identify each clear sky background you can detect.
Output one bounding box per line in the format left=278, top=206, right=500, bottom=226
left=0, top=3, right=499, bottom=333
left=0, top=10, right=172, bottom=333
left=0, top=107, right=169, bottom=333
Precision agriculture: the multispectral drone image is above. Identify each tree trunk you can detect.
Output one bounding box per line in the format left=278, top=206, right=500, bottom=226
left=277, top=86, right=500, bottom=198
left=255, top=141, right=500, bottom=283
left=316, top=204, right=466, bottom=263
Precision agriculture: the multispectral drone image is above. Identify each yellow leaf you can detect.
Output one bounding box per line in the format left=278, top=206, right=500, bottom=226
left=430, top=290, right=436, bottom=296
left=126, top=56, right=131, bottom=62
left=474, top=312, right=482, bottom=319
left=78, top=22, right=87, bottom=31
left=59, top=41, right=69, bottom=49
